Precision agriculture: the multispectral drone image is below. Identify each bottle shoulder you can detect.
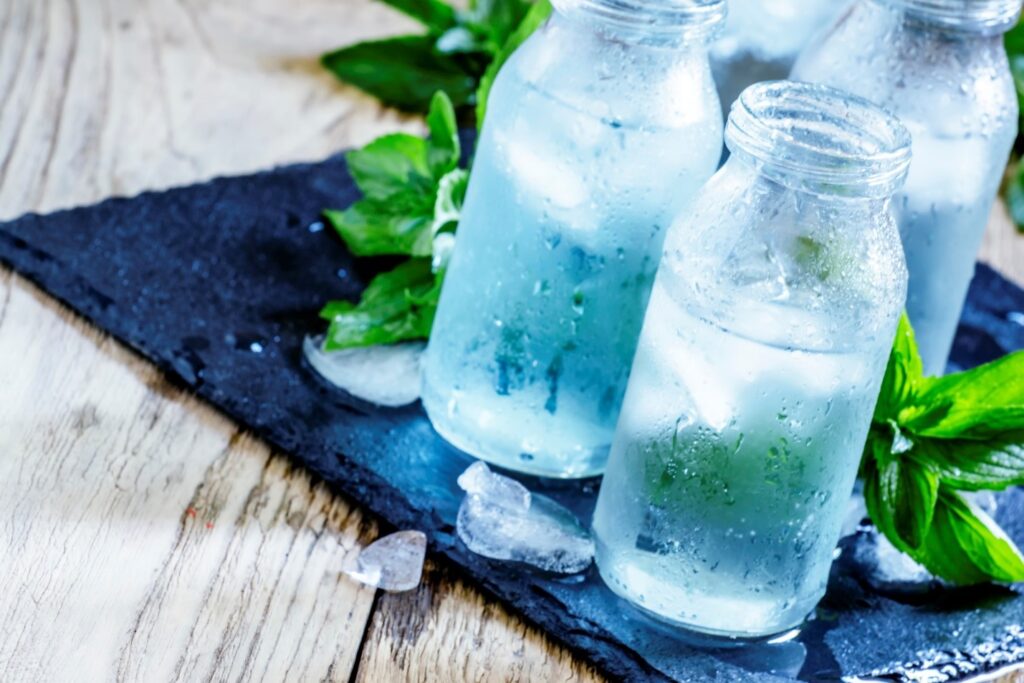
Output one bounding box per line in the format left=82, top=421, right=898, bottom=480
left=490, top=14, right=722, bottom=131
left=657, top=161, right=909, bottom=347
left=792, top=3, right=1018, bottom=139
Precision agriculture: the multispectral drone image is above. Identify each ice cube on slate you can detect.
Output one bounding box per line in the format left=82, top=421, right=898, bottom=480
left=458, top=461, right=531, bottom=512
left=345, top=530, right=427, bottom=592
left=456, top=462, right=594, bottom=574
left=303, top=335, right=424, bottom=407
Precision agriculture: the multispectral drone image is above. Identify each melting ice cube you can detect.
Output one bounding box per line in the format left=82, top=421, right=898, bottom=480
left=456, top=462, right=594, bottom=574
left=457, top=461, right=531, bottom=512
left=303, top=335, right=424, bottom=407
left=345, top=530, right=427, bottom=592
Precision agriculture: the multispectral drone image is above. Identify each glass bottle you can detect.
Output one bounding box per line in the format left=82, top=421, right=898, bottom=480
left=711, top=0, right=849, bottom=112
left=592, top=81, right=911, bottom=637
left=792, top=0, right=1021, bottom=375
left=421, top=0, right=725, bottom=478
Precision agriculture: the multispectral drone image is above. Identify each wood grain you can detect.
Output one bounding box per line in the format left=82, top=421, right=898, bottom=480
left=0, top=0, right=606, bottom=681
left=982, top=200, right=1024, bottom=285
left=0, top=270, right=377, bottom=682
left=354, top=562, right=602, bottom=683
left=1, top=0, right=1023, bottom=682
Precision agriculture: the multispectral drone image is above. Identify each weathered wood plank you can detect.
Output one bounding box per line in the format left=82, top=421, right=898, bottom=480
left=1, top=0, right=1024, bottom=681
left=982, top=200, right=1024, bottom=286
left=354, top=561, right=603, bottom=683
left=0, top=0, right=612, bottom=680
left=0, top=272, right=378, bottom=682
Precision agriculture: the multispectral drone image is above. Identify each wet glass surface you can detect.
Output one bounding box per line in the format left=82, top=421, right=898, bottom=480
left=0, top=146, right=1022, bottom=682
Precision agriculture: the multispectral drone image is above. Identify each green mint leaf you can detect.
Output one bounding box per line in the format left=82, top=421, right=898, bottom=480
left=476, top=0, right=552, bottom=127
left=321, top=259, right=441, bottom=349
left=923, top=489, right=1024, bottom=584
left=425, top=91, right=461, bottom=178
left=876, top=454, right=939, bottom=549
left=865, top=469, right=1024, bottom=584
left=903, top=351, right=1024, bottom=439
left=913, top=432, right=1024, bottom=491
left=325, top=198, right=434, bottom=258
left=346, top=133, right=432, bottom=200
left=329, top=93, right=463, bottom=259
left=863, top=457, right=913, bottom=554
left=321, top=35, right=477, bottom=112
left=873, top=313, right=924, bottom=423
left=377, top=0, right=458, bottom=31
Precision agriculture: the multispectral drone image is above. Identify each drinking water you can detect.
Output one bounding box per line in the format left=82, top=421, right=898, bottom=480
left=593, top=283, right=886, bottom=636
left=422, top=5, right=724, bottom=478
left=896, top=128, right=1010, bottom=373
left=792, top=0, right=1020, bottom=374
left=590, top=82, right=911, bottom=636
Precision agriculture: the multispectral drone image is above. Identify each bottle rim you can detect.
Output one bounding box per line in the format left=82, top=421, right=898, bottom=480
left=726, top=81, right=912, bottom=199
left=550, top=0, right=726, bottom=40
left=880, top=0, right=1022, bottom=33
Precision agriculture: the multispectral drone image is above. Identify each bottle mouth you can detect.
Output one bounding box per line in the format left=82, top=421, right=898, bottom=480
left=881, top=0, right=1022, bottom=34
left=551, top=0, right=726, bottom=41
left=726, top=81, right=912, bottom=199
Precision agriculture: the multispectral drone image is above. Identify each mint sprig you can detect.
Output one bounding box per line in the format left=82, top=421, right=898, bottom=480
left=319, top=5, right=550, bottom=350
left=320, top=92, right=464, bottom=350
left=321, top=0, right=534, bottom=112
left=863, top=314, right=1024, bottom=584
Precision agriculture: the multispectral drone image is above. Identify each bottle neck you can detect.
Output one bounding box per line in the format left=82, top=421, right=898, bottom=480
left=870, top=0, right=1021, bottom=36
left=550, top=0, right=725, bottom=47
left=725, top=82, right=912, bottom=200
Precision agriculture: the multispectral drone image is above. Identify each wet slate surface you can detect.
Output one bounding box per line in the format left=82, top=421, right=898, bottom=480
left=1, top=151, right=1023, bottom=683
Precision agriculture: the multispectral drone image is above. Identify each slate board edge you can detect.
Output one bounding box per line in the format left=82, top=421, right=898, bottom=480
left=0, top=170, right=682, bottom=683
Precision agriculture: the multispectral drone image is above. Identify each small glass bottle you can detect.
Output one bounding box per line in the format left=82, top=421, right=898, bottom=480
left=792, top=0, right=1021, bottom=375
left=421, top=0, right=725, bottom=478
left=592, top=81, right=911, bottom=638
left=711, top=0, right=849, bottom=112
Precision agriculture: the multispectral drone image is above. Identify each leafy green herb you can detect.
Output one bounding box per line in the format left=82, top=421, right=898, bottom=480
left=324, top=92, right=460, bottom=258
left=321, top=258, right=441, bottom=349
left=322, top=36, right=478, bottom=112
left=320, top=0, right=534, bottom=113
left=320, top=92, right=464, bottom=348
left=862, top=313, right=1024, bottom=583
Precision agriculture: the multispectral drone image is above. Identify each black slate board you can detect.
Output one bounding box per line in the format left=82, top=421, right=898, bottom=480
left=3, top=151, right=1024, bottom=683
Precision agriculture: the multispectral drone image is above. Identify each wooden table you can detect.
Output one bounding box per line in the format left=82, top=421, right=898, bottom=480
left=0, top=1, right=1021, bottom=681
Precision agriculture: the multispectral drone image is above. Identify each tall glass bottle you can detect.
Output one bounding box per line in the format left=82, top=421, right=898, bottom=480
left=711, top=0, right=849, bottom=111
left=421, top=0, right=725, bottom=478
left=592, top=82, right=911, bottom=637
left=792, top=0, right=1021, bottom=375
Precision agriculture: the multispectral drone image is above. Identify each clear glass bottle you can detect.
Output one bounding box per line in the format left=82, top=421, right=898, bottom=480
left=792, top=0, right=1021, bottom=375
left=421, top=0, right=725, bottom=478
left=592, top=82, right=911, bottom=637
left=711, top=0, right=849, bottom=112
